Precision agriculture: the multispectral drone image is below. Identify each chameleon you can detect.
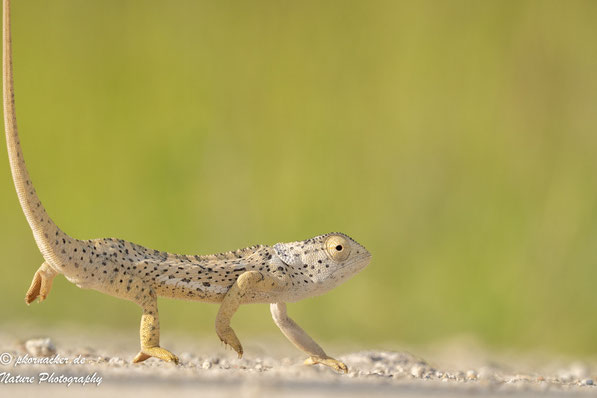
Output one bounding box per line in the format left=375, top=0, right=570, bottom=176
left=2, top=0, right=371, bottom=373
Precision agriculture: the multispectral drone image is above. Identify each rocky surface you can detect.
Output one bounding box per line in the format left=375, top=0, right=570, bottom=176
left=0, top=328, right=596, bottom=397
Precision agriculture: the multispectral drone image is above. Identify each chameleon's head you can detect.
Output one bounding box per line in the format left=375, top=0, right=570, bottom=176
left=273, top=232, right=371, bottom=290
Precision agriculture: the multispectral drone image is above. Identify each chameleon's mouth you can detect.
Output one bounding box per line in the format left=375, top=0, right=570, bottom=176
left=329, top=253, right=371, bottom=278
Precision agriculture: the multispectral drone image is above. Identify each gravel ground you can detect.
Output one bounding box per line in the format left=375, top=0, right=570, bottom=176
left=0, top=327, right=596, bottom=397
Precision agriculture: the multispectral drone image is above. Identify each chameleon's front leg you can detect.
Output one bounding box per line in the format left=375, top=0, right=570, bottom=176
left=131, top=289, right=179, bottom=364
left=215, top=271, right=282, bottom=357
left=270, top=302, right=348, bottom=373
left=25, top=261, right=57, bottom=304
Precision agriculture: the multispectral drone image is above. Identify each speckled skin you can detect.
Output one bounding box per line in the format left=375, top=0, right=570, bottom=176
left=3, top=0, right=371, bottom=373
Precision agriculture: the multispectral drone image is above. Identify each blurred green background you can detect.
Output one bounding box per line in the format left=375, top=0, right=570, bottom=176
left=2, top=0, right=597, bottom=356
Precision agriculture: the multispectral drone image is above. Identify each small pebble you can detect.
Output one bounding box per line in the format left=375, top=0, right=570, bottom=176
left=25, top=338, right=56, bottom=357
left=478, top=367, right=497, bottom=382
left=202, top=360, right=212, bottom=370
left=410, top=365, right=424, bottom=378
left=466, top=370, right=477, bottom=380
left=179, top=352, right=193, bottom=362
left=582, top=379, right=594, bottom=386
left=570, top=362, right=590, bottom=379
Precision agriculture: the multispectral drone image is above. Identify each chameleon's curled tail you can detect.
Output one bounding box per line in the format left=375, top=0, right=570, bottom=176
left=3, top=0, right=72, bottom=268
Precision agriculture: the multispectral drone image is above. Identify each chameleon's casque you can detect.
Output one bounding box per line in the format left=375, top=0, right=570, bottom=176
left=2, top=0, right=371, bottom=373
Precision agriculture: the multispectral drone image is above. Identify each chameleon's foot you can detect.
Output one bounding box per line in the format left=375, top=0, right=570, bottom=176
left=132, top=346, right=179, bottom=364
left=305, top=356, right=348, bottom=373
left=25, top=262, right=56, bottom=304
left=216, top=325, right=243, bottom=358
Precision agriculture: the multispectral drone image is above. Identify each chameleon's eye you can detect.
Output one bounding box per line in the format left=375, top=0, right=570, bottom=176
left=325, top=235, right=351, bottom=262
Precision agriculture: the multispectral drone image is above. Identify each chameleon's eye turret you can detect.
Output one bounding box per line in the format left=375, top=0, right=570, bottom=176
left=325, top=235, right=351, bottom=262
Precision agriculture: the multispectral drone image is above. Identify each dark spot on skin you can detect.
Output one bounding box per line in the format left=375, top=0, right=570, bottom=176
left=203, top=282, right=210, bottom=287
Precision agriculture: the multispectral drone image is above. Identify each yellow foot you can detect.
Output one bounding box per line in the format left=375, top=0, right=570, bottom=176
left=25, top=264, right=56, bottom=304
left=305, top=356, right=348, bottom=373
left=215, top=326, right=243, bottom=358
left=132, top=347, right=179, bottom=364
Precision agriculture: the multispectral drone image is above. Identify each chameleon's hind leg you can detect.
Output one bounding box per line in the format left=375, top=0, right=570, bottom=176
left=131, top=289, right=179, bottom=364
left=25, top=262, right=57, bottom=304
left=271, top=302, right=348, bottom=373
left=215, top=271, right=284, bottom=358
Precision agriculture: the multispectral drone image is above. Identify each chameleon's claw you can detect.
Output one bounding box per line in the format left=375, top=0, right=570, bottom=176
left=132, top=347, right=179, bottom=364
left=305, top=356, right=348, bottom=373
left=216, top=325, right=243, bottom=358
left=132, top=352, right=151, bottom=363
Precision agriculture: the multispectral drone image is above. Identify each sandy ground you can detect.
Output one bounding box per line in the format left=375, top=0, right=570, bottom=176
left=0, top=326, right=596, bottom=397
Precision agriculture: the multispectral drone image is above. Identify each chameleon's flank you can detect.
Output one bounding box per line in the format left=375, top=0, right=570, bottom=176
left=2, top=0, right=371, bottom=373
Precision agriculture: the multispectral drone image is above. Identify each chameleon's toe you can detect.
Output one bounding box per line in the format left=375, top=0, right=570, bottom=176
left=133, top=347, right=179, bottom=364
left=305, top=356, right=348, bottom=373
left=216, top=326, right=243, bottom=358
left=25, top=272, right=42, bottom=305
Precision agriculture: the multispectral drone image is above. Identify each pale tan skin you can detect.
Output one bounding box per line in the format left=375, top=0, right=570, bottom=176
left=3, top=0, right=371, bottom=373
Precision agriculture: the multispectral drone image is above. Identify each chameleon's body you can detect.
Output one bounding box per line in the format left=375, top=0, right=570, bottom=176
left=2, top=0, right=371, bottom=372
